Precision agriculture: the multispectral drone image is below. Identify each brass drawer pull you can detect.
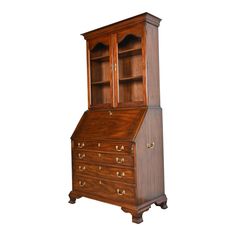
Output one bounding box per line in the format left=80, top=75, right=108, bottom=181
left=116, top=157, right=124, bottom=164
left=78, top=153, right=85, bottom=159
left=117, top=189, right=126, bottom=196
left=116, top=145, right=124, bottom=152
left=147, top=142, right=155, bottom=149
left=78, top=142, right=85, bottom=148
left=79, top=181, right=86, bottom=187
left=79, top=166, right=86, bottom=171
left=116, top=171, right=125, bottom=178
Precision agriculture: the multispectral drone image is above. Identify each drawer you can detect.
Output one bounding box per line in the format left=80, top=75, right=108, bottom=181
left=73, top=140, right=134, bottom=154
left=74, top=162, right=135, bottom=184
left=72, top=150, right=134, bottom=167
left=74, top=176, right=135, bottom=203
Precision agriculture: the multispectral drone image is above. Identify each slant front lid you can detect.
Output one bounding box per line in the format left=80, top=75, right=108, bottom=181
left=72, top=108, right=147, bottom=141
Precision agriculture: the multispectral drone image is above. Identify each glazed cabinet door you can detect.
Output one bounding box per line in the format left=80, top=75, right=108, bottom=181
left=114, top=25, right=146, bottom=107
left=87, top=36, right=113, bottom=108
left=87, top=24, right=146, bottom=109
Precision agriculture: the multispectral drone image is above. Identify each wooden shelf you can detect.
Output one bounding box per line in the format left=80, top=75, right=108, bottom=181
left=118, top=48, right=142, bottom=57
left=90, top=55, right=109, bottom=61
left=119, top=75, right=143, bottom=82
left=91, top=80, right=110, bottom=85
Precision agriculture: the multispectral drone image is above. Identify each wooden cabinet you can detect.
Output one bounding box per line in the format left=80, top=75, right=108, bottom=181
left=69, top=13, right=167, bottom=223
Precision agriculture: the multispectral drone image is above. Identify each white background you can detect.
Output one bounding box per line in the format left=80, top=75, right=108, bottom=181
left=0, top=0, right=236, bottom=235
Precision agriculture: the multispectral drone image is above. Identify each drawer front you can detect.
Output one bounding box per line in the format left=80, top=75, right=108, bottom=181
left=74, top=140, right=134, bottom=154
left=74, top=162, right=134, bottom=184
left=74, top=176, right=135, bottom=203
left=73, top=150, right=134, bottom=167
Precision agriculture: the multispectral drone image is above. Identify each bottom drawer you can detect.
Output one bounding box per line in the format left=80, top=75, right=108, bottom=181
left=73, top=176, right=135, bottom=203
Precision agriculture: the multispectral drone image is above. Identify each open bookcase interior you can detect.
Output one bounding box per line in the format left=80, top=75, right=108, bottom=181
left=90, top=43, right=111, bottom=106
left=90, top=42, right=109, bottom=60
left=118, top=34, right=143, bottom=104
left=119, top=79, right=143, bottom=103
left=90, top=43, right=110, bottom=83
left=91, top=83, right=111, bottom=105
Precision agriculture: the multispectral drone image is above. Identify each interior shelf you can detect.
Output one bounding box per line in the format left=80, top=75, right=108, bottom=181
left=91, top=80, right=110, bottom=85
left=119, top=75, right=143, bottom=82
left=90, top=55, right=109, bottom=61
left=118, top=48, right=142, bottom=57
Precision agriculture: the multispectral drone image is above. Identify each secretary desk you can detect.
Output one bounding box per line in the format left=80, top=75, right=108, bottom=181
left=68, top=12, right=168, bottom=223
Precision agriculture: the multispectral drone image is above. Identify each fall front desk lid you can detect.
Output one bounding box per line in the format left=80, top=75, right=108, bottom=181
left=72, top=108, right=147, bottom=141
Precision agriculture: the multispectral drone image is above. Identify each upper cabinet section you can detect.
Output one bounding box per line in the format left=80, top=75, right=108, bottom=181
left=82, top=13, right=161, bottom=109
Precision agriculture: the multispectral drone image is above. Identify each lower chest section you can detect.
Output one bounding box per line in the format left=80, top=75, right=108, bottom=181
left=71, top=140, right=136, bottom=205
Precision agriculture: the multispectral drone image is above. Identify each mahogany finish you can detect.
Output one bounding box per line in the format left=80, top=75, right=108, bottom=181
left=72, top=150, right=134, bottom=167
left=69, top=13, right=167, bottom=223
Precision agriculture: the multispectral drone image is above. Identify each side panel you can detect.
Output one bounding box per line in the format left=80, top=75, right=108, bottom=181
left=135, top=108, right=164, bottom=204
left=146, top=23, right=160, bottom=106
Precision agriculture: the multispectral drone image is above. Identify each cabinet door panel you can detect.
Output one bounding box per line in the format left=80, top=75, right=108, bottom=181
left=88, top=36, right=112, bottom=108
left=116, top=26, right=146, bottom=107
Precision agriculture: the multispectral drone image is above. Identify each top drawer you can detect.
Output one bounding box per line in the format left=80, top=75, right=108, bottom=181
left=73, top=140, right=134, bottom=154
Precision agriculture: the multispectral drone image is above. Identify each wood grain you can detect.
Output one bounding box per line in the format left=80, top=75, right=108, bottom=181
left=72, top=150, right=134, bottom=167
left=74, top=161, right=135, bottom=184
left=71, top=108, right=146, bottom=141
